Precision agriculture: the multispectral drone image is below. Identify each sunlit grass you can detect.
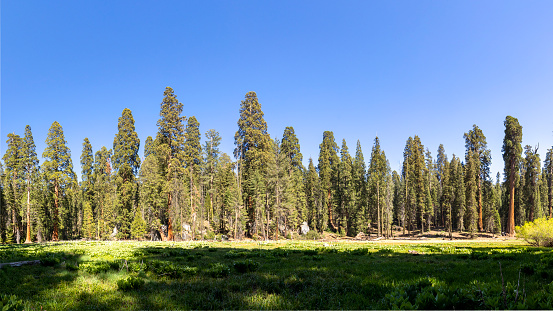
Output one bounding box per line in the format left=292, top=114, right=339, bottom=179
left=1, top=239, right=552, bottom=309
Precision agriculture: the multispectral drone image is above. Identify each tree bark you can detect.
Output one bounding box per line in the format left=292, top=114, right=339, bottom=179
left=328, top=190, right=338, bottom=231
left=507, top=160, right=516, bottom=237
left=478, top=177, right=483, bottom=232
left=52, top=182, right=59, bottom=241
left=25, top=182, right=31, bottom=243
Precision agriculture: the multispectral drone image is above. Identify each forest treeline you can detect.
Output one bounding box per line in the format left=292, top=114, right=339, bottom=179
left=1, top=87, right=552, bottom=243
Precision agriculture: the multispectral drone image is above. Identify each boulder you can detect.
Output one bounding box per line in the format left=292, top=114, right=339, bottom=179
left=300, top=222, right=310, bottom=235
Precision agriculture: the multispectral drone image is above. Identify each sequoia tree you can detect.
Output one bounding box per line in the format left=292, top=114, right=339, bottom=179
left=42, top=122, right=75, bottom=241
left=502, top=116, right=522, bottom=237
left=318, top=131, right=339, bottom=232
left=156, top=87, right=186, bottom=240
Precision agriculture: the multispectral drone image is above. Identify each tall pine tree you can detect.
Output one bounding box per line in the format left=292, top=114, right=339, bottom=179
left=502, top=116, right=522, bottom=236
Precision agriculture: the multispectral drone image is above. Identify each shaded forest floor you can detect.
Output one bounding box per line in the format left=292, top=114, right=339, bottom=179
left=1, top=239, right=552, bottom=310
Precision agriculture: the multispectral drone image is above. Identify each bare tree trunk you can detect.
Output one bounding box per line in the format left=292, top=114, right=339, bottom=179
left=478, top=178, right=483, bottom=232
left=507, top=160, right=516, bottom=236
left=52, top=183, right=59, bottom=241
left=328, top=190, right=338, bottom=231
left=25, top=181, right=32, bottom=243
left=377, top=180, right=381, bottom=237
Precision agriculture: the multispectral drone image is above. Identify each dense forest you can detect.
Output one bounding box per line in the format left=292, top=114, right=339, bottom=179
left=1, top=87, right=552, bottom=243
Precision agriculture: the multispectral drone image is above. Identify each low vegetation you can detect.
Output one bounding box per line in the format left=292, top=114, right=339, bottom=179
left=516, top=217, right=553, bottom=247
left=1, top=240, right=552, bottom=310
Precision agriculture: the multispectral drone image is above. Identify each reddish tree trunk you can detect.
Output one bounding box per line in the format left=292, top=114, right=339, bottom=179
left=52, top=183, right=59, bottom=241
left=478, top=178, right=483, bottom=232
left=25, top=183, right=31, bottom=243
left=507, top=161, right=516, bottom=237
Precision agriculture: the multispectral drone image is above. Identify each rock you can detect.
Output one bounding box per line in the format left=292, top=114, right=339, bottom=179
left=183, top=223, right=191, bottom=232
left=408, top=250, right=423, bottom=255
left=300, top=222, right=310, bottom=235
left=221, top=235, right=229, bottom=241
left=355, top=232, right=366, bottom=239
left=110, top=226, right=118, bottom=238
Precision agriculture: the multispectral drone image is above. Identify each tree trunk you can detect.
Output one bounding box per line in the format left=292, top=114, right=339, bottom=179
left=167, top=192, right=174, bottom=241
left=25, top=182, right=31, bottom=243
left=328, top=190, right=338, bottom=231
left=52, top=182, right=59, bottom=241
left=478, top=177, right=483, bottom=232
left=507, top=160, right=516, bottom=236
left=377, top=180, right=381, bottom=237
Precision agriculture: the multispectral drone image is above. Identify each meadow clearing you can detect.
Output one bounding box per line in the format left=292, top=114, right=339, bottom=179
left=1, top=238, right=552, bottom=310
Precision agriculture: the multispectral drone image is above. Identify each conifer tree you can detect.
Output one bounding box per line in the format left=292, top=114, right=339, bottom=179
left=93, top=147, right=114, bottom=238
left=113, top=108, right=141, bottom=239
left=139, top=153, right=165, bottom=240
left=3, top=133, right=24, bottom=243
left=318, top=131, right=339, bottom=232
left=80, top=138, right=94, bottom=238
left=368, top=137, right=387, bottom=237
left=280, top=127, right=305, bottom=231
left=464, top=150, right=478, bottom=233
left=523, top=145, right=540, bottom=222
left=144, top=136, right=154, bottom=159
left=42, top=122, right=75, bottom=241
left=184, top=116, right=202, bottom=237
left=204, top=129, right=221, bottom=226
left=337, top=139, right=353, bottom=235
left=502, top=116, right=522, bottom=236
left=156, top=87, right=186, bottom=240
left=436, top=144, right=447, bottom=227
left=234, top=91, right=271, bottom=237
left=464, top=125, right=491, bottom=231
left=281, top=127, right=303, bottom=172
left=544, top=149, right=553, bottom=218
left=352, top=140, right=367, bottom=235
left=22, top=126, right=39, bottom=243
left=306, top=158, right=322, bottom=232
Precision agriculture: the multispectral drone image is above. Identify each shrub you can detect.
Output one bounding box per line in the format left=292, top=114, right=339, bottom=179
left=516, top=217, right=553, bottom=247
left=117, top=276, right=145, bottom=291
left=233, top=259, right=259, bottom=273
left=80, top=261, right=117, bottom=274
left=147, top=260, right=198, bottom=278
left=206, top=263, right=230, bottom=277
left=301, top=230, right=320, bottom=240
left=0, top=294, right=25, bottom=311
left=65, top=262, right=79, bottom=271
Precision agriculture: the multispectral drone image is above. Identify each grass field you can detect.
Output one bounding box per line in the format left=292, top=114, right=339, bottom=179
left=1, top=239, right=553, bottom=310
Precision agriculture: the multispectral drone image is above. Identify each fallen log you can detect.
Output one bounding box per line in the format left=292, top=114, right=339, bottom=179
left=0, top=260, right=41, bottom=269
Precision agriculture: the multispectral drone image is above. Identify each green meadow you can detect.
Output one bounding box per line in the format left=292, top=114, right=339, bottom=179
left=1, top=240, right=553, bottom=310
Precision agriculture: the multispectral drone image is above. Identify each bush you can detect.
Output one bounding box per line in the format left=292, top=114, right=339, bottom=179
left=301, top=230, right=320, bottom=240
left=0, top=294, right=25, bottom=311
left=516, top=217, right=553, bottom=247
left=206, top=263, right=230, bottom=277
left=117, top=276, right=145, bottom=291
left=233, top=259, right=259, bottom=273
left=147, top=260, right=198, bottom=278
left=80, top=260, right=119, bottom=274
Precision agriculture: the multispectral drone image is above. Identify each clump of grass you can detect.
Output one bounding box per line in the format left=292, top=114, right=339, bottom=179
left=206, top=263, right=230, bottom=277
left=233, top=259, right=259, bottom=273
left=117, top=276, right=145, bottom=291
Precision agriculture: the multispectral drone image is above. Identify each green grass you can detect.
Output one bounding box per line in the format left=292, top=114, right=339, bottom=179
left=1, top=240, right=553, bottom=310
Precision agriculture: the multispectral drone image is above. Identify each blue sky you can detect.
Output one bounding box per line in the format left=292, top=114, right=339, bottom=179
left=2, top=1, right=553, bottom=181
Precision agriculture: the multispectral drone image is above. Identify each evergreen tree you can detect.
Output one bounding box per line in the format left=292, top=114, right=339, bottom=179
left=156, top=87, right=186, bottom=240
left=544, top=149, right=553, bottom=218
left=436, top=144, right=447, bottom=227
left=80, top=138, right=94, bottom=238
left=130, top=210, right=148, bottom=240
left=93, top=146, right=115, bottom=239
left=144, top=136, right=154, bottom=159
left=42, top=121, right=75, bottom=241
left=139, top=154, right=165, bottom=240
left=234, top=91, right=271, bottom=237
left=3, top=133, right=24, bottom=243
left=318, top=131, right=339, bottom=232
left=113, top=108, right=141, bottom=239
left=204, top=129, right=221, bottom=226
left=464, top=125, right=491, bottom=231
left=368, top=137, right=387, bottom=237
left=337, top=139, right=353, bottom=235
left=464, top=149, right=478, bottom=233
left=22, top=126, right=39, bottom=243
left=184, top=116, right=202, bottom=238
left=305, top=158, right=322, bottom=232
left=502, top=116, right=522, bottom=236
left=523, top=145, right=540, bottom=222
left=352, top=140, right=368, bottom=235
left=281, top=127, right=303, bottom=172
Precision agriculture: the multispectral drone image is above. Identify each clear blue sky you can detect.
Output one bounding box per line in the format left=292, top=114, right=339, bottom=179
left=2, top=1, right=553, bottom=181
